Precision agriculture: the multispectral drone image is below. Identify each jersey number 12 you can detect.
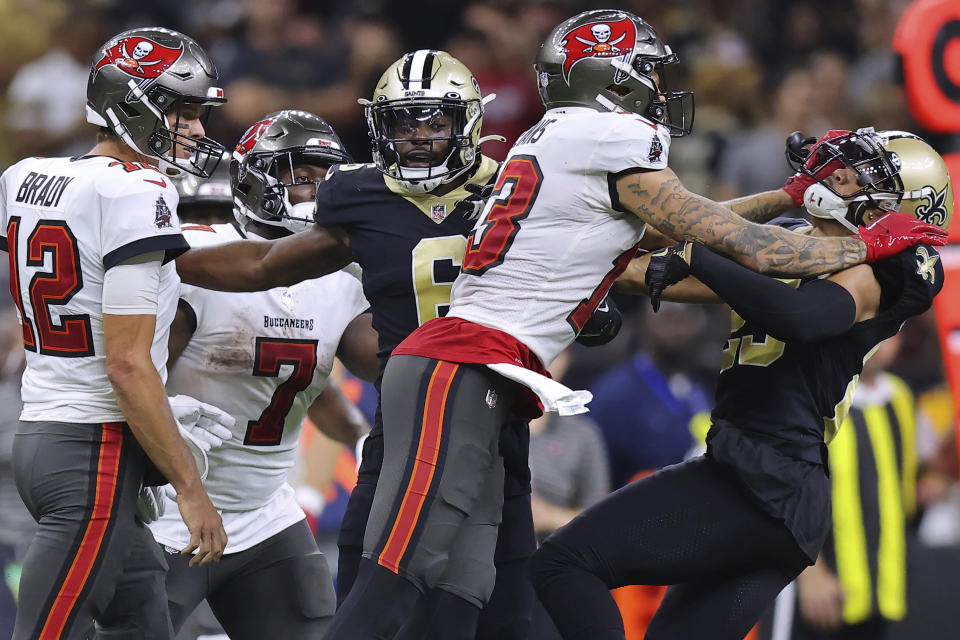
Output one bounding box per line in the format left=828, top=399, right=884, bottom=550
left=6, top=217, right=94, bottom=357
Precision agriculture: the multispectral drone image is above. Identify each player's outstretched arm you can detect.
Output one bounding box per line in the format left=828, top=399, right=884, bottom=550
left=637, top=189, right=796, bottom=252
left=720, top=189, right=796, bottom=223
left=616, top=167, right=867, bottom=277
left=306, top=383, right=371, bottom=449
left=644, top=242, right=883, bottom=340
left=104, top=312, right=226, bottom=565
left=614, top=252, right=720, bottom=303
left=175, top=224, right=352, bottom=292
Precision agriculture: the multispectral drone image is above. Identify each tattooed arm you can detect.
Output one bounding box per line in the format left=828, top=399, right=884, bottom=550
left=634, top=188, right=796, bottom=251
left=720, top=189, right=796, bottom=223
left=615, top=167, right=866, bottom=278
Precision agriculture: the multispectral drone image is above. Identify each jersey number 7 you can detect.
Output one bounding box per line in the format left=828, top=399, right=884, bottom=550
left=244, top=337, right=319, bottom=446
left=6, top=217, right=94, bottom=356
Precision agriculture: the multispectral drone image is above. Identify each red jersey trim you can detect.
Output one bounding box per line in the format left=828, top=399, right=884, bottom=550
left=393, top=317, right=550, bottom=418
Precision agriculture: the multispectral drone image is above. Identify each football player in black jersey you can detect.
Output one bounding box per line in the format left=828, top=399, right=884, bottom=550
left=529, top=127, right=951, bottom=640
left=173, top=50, right=590, bottom=640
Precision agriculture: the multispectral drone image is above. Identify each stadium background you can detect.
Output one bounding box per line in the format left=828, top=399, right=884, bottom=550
left=0, top=0, right=959, bottom=638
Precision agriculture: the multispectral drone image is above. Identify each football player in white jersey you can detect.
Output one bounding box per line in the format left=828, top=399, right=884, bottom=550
left=149, top=110, right=379, bottom=639
left=319, top=10, right=947, bottom=640
left=1, top=27, right=229, bottom=640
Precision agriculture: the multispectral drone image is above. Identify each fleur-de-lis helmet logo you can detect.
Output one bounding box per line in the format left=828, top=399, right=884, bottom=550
left=915, top=184, right=948, bottom=227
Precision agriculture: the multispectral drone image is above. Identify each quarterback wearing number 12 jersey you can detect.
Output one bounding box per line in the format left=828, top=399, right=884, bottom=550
left=1, top=155, right=185, bottom=422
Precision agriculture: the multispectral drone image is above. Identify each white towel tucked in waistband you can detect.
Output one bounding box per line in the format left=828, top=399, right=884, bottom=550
left=486, top=362, right=593, bottom=416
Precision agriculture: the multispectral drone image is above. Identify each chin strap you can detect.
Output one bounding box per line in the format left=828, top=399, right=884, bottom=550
left=803, top=183, right=860, bottom=233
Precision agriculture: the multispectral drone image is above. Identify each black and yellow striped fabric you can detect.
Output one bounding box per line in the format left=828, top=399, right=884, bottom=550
left=824, top=373, right=917, bottom=625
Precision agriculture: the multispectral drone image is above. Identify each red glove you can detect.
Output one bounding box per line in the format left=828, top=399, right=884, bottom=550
left=782, top=129, right=853, bottom=206
left=855, top=212, right=948, bottom=263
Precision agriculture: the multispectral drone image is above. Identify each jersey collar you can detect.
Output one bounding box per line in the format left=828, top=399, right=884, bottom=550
left=384, top=155, right=499, bottom=224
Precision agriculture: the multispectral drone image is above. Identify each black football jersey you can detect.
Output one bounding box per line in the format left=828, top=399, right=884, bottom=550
left=314, top=158, right=499, bottom=379
left=711, top=241, right=943, bottom=449
left=706, top=234, right=943, bottom=560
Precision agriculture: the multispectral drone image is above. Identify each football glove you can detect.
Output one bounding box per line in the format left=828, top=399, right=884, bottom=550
left=136, top=485, right=165, bottom=524
left=645, top=243, right=691, bottom=312
left=782, top=129, right=852, bottom=206
left=168, top=395, right=235, bottom=481
left=575, top=294, right=622, bottom=347
left=455, top=181, right=495, bottom=220
left=855, top=212, right=948, bottom=263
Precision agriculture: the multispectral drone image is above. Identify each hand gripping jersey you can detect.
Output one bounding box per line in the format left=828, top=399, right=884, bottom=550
left=447, top=107, right=670, bottom=366
left=708, top=229, right=943, bottom=560
left=0, top=155, right=187, bottom=423
left=150, top=223, right=369, bottom=553
left=314, top=156, right=499, bottom=377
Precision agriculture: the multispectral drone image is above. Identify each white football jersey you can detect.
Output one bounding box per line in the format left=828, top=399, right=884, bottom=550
left=449, top=107, right=669, bottom=366
left=0, top=155, right=185, bottom=423
left=150, top=223, right=369, bottom=553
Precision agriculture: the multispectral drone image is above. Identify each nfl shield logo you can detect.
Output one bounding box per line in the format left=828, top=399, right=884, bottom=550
left=431, top=204, right=448, bottom=222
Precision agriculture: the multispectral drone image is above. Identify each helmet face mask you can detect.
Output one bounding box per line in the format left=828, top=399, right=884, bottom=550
left=535, top=10, right=695, bottom=136
left=364, top=50, right=488, bottom=193
left=149, top=95, right=226, bottom=178
left=369, top=98, right=472, bottom=187
left=87, top=28, right=227, bottom=178
left=231, top=110, right=352, bottom=235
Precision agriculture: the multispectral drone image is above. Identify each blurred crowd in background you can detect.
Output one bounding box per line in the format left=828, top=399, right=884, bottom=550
left=0, top=0, right=959, bottom=638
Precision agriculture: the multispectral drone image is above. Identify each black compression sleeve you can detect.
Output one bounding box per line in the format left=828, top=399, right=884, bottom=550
left=688, top=243, right=856, bottom=343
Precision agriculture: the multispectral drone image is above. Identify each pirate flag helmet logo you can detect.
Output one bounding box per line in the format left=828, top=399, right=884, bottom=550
left=234, top=116, right=279, bottom=158
left=94, top=36, right=184, bottom=80
left=559, top=18, right=638, bottom=84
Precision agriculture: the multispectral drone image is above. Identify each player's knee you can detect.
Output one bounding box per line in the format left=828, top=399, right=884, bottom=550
left=528, top=540, right=581, bottom=594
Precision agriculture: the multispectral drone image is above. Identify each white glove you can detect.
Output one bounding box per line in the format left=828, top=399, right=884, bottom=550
left=136, top=485, right=165, bottom=523
left=168, top=395, right=236, bottom=480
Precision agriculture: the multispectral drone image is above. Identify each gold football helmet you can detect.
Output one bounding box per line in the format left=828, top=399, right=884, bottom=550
left=360, top=50, right=500, bottom=193
left=798, top=127, right=953, bottom=232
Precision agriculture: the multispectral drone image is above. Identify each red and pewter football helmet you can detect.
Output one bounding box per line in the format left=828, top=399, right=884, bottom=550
left=535, top=9, right=694, bottom=136
left=86, top=27, right=227, bottom=177
left=231, top=110, right=352, bottom=234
